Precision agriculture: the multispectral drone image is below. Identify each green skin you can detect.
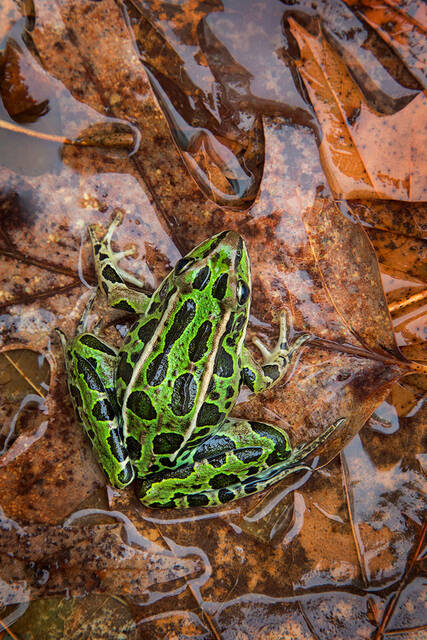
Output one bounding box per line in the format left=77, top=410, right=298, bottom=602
left=60, top=215, right=344, bottom=509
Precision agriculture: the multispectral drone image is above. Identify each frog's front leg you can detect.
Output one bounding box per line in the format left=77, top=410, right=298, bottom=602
left=59, top=330, right=134, bottom=488
left=241, top=309, right=311, bottom=393
left=89, top=212, right=151, bottom=314
left=136, top=417, right=344, bottom=508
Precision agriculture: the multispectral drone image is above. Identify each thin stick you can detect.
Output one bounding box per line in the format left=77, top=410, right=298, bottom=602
left=3, top=352, right=46, bottom=399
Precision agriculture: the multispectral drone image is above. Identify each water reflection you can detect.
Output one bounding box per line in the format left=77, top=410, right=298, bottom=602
left=0, top=0, right=425, bottom=635
left=128, top=0, right=425, bottom=204
left=342, top=422, right=425, bottom=588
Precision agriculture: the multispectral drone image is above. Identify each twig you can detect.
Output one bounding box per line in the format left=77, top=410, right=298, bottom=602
left=0, top=281, right=83, bottom=312
left=374, top=520, right=426, bottom=640
left=0, top=118, right=134, bottom=149
left=341, top=452, right=369, bottom=586
left=2, top=352, right=47, bottom=399
left=0, top=616, right=20, bottom=639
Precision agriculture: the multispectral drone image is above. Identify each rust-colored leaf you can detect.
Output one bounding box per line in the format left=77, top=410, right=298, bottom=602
left=345, top=0, right=427, bottom=91
left=349, top=199, right=427, bottom=237
left=289, top=17, right=427, bottom=200
left=0, top=355, right=105, bottom=523
left=365, top=228, right=427, bottom=283
left=304, top=198, right=401, bottom=358
left=0, top=521, right=203, bottom=605
left=0, top=349, right=48, bottom=464
left=341, top=381, right=425, bottom=588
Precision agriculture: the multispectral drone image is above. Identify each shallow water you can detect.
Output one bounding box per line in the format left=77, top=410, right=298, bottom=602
left=0, top=0, right=426, bottom=638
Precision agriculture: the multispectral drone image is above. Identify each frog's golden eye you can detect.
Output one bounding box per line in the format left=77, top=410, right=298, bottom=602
left=175, top=257, right=194, bottom=275
left=236, top=279, right=250, bottom=305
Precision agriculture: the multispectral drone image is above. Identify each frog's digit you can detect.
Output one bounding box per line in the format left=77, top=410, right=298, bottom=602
left=89, top=215, right=151, bottom=314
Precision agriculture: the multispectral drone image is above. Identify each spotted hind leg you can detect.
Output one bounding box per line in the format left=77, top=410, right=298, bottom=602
left=58, top=330, right=134, bottom=488
left=136, top=417, right=344, bottom=508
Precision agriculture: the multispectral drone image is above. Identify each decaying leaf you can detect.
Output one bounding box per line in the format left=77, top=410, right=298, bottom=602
left=289, top=16, right=427, bottom=201
left=0, top=520, right=203, bottom=605
left=349, top=199, right=427, bottom=237
left=341, top=382, right=426, bottom=588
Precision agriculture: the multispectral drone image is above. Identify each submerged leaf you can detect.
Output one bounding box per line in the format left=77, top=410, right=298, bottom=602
left=341, top=383, right=425, bottom=588
left=345, top=0, right=427, bottom=91
left=0, top=521, right=203, bottom=605
left=289, top=17, right=427, bottom=200
left=366, top=228, right=427, bottom=282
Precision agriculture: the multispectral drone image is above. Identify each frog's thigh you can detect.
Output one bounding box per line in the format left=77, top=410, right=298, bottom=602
left=136, top=418, right=295, bottom=509
left=65, top=332, right=134, bottom=488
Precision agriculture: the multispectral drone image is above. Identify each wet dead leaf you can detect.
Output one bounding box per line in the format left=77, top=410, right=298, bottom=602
left=365, top=228, right=427, bottom=283
left=304, top=198, right=401, bottom=358
left=2, top=597, right=75, bottom=640
left=0, top=349, right=48, bottom=398
left=0, top=521, right=203, bottom=605
left=341, top=386, right=426, bottom=589
left=0, top=349, right=48, bottom=464
left=345, top=0, right=427, bottom=91
left=1, top=38, right=50, bottom=124
left=0, top=344, right=105, bottom=523
left=289, top=17, right=427, bottom=201
left=349, top=200, right=427, bottom=238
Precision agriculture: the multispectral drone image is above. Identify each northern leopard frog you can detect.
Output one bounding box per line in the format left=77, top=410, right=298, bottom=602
left=60, top=215, right=343, bottom=508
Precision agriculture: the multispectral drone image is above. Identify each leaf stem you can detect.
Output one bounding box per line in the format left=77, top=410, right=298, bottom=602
left=308, top=337, right=426, bottom=373
left=0, top=118, right=134, bottom=148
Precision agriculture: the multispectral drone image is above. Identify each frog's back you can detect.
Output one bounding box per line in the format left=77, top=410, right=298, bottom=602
left=115, top=230, right=250, bottom=473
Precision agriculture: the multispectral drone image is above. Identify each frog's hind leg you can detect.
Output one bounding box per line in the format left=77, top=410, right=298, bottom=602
left=89, top=212, right=151, bottom=314
left=59, top=330, right=134, bottom=488
left=136, top=417, right=344, bottom=508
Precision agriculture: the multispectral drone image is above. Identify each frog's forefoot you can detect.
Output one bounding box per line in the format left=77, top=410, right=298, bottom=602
left=253, top=308, right=311, bottom=364
left=89, top=212, right=143, bottom=289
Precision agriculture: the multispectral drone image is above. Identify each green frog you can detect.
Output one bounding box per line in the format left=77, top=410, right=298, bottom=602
left=60, top=214, right=343, bottom=508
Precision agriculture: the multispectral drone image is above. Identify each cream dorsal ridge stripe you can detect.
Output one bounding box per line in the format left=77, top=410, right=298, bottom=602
left=179, top=309, right=232, bottom=460
left=121, top=289, right=180, bottom=435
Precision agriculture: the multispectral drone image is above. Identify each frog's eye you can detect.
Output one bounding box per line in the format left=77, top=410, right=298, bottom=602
left=236, top=279, right=250, bottom=305
left=175, top=257, right=194, bottom=275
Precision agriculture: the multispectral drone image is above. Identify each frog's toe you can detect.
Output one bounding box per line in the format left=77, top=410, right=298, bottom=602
left=278, top=309, right=290, bottom=349
left=104, top=211, right=124, bottom=242
left=116, top=461, right=135, bottom=487
left=252, top=336, right=271, bottom=360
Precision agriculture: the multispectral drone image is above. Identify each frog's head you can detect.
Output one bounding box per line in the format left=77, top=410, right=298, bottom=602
left=174, top=230, right=251, bottom=321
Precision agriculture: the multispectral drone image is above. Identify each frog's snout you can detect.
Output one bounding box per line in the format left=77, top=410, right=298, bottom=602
left=221, top=230, right=242, bottom=248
